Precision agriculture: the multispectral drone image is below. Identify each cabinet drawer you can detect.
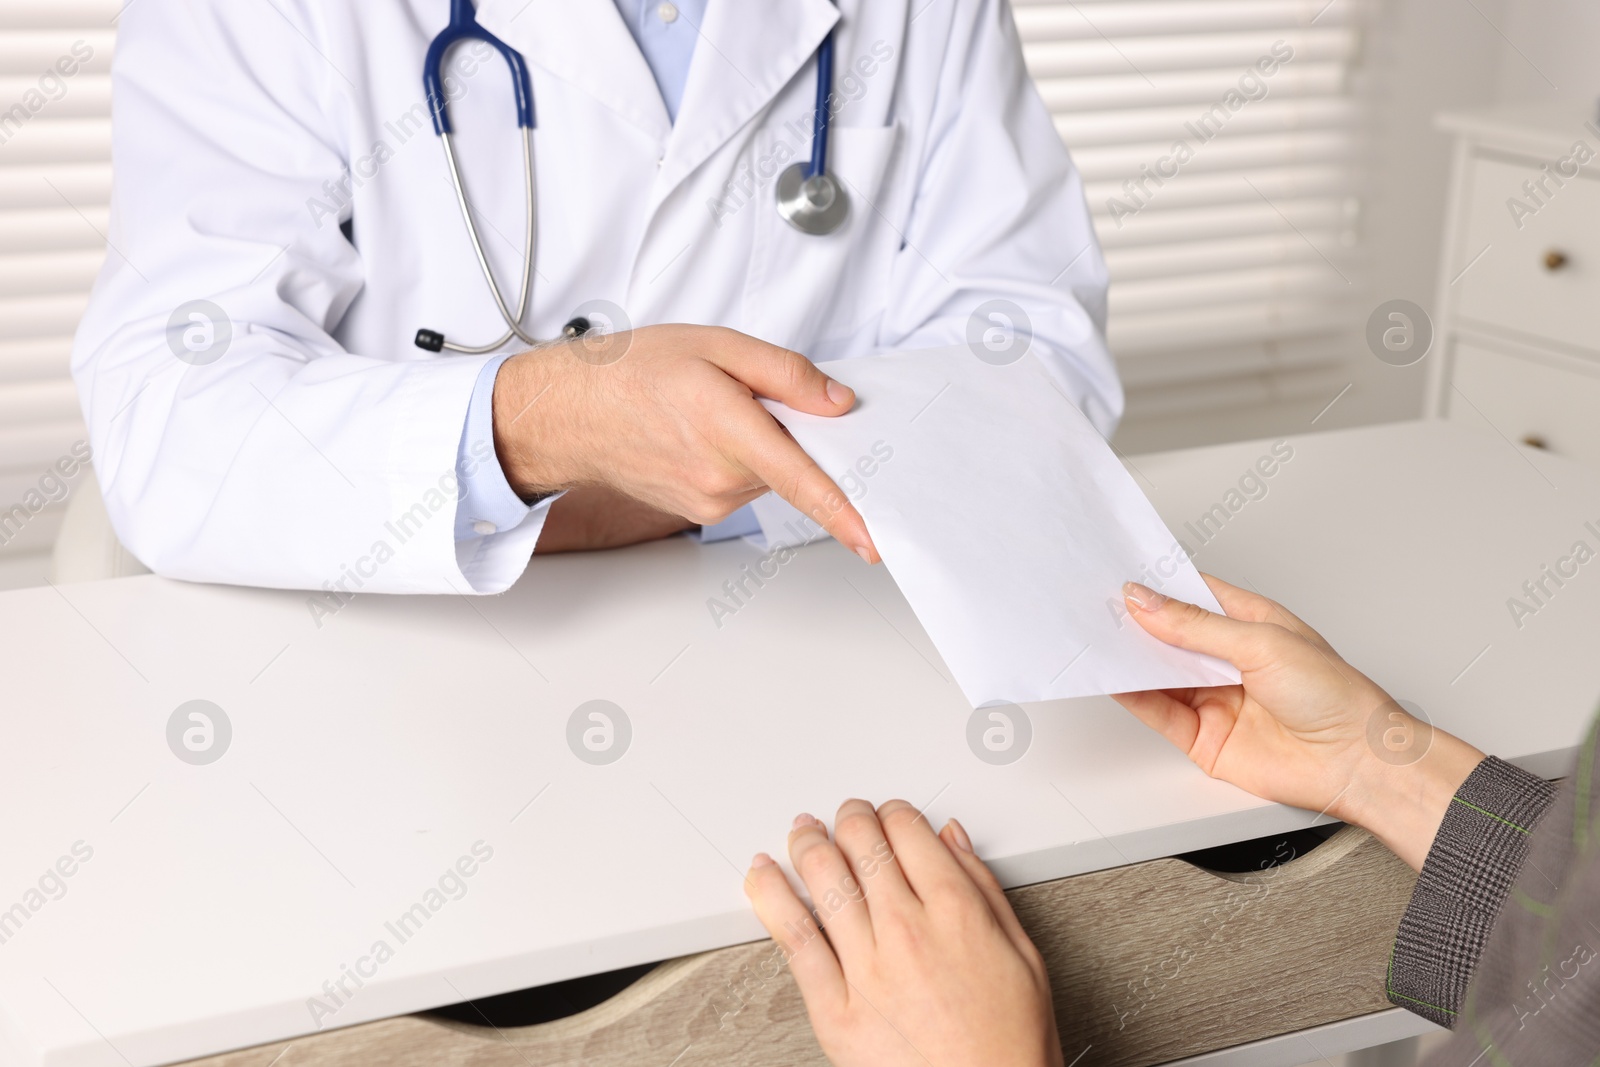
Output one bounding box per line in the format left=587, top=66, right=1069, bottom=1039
left=1454, top=153, right=1600, bottom=354
left=179, top=826, right=1416, bottom=1067
left=1446, top=341, right=1600, bottom=466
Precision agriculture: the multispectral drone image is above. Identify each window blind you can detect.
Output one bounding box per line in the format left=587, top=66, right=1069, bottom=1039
left=0, top=0, right=113, bottom=565
left=1014, top=0, right=1369, bottom=414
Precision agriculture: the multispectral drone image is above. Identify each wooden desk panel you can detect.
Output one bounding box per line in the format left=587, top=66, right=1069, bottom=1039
left=179, top=827, right=1413, bottom=1067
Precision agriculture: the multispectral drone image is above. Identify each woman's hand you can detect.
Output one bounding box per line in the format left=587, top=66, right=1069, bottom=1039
left=744, top=799, right=1063, bottom=1067
left=1113, top=575, right=1484, bottom=870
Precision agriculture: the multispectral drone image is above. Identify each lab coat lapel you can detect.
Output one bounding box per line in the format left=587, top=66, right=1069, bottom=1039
left=654, top=0, right=840, bottom=209
left=476, top=0, right=672, bottom=141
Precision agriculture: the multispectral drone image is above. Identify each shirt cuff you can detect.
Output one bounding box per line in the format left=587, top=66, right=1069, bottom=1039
left=696, top=504, right=762, bottom=542
left=1386, top=756, right=1558, bottom=1027
left=455, top=353, right=547, bottom=542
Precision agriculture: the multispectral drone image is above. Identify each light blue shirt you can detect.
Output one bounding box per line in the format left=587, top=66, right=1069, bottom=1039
left=612, top=0, right=709, bottom=122
left=453, top=351, right=528, bottom=542
left=454, top=0, right=758, bottom=544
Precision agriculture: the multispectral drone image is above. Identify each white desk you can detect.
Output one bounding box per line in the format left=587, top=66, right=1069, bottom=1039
left=2, top=421, right=1597, bottom=1067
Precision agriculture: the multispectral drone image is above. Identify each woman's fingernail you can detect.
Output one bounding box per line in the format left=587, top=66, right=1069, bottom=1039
left=853, top=545, right=874, bottom=565
left=946, top=818, right=974, bottom=853
left=826, top=379, right=853, bottom=406
left=751, top=852, right=776, bottom=868
left=1123, top=581, right=1167, bottom=612
left=792, top=813, right=818, bottom=830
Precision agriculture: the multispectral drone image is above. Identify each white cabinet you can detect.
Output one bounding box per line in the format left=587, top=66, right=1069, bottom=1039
left=1431, top=104, right=1600, bottom=465
left=1446, top=340, right=1600, bottom=457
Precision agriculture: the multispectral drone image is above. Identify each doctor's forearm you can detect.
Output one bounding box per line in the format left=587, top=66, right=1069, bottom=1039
left=535, top=488, right=695, bottom=552
left=491, top=345, right=590, bottom=498
left=487, top=356, right=697, bottom=551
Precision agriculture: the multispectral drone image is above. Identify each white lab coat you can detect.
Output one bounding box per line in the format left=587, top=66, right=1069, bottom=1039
left=73, top=0, right=1120, bottom=595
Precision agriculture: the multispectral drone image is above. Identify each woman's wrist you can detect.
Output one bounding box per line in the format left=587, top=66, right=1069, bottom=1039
left=1338, top=724, right=1485, bottom=871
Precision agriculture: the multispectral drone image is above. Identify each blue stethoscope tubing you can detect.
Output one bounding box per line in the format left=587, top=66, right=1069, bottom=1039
left=416, top=0, right=846, bottom=354
left=775, top=18, right=850, bottom=235
left=416, top=0, right=538, bottom=353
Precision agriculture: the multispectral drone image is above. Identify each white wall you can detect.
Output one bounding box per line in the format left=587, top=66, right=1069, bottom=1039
left=1495, top=0, right=1600, bottom=104
left=1348, top=0, right=1511, bottom=416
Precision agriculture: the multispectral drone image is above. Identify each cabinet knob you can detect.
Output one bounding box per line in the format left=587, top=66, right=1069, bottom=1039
left=1544, top=250, right=1568, bottom=271
left=1522, top=434, right=1549, bottom=450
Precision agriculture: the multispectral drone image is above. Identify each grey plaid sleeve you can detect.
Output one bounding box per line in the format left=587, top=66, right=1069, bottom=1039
left=1385, top=757, right=1558, bottom=1027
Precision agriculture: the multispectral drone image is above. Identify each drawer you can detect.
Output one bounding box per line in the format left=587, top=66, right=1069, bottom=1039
left=176, top=826, right=1416, bottom=1067
left=1446, top=340, right=1600, bottom=466
left=1453, top=153, right=1600, bottom=355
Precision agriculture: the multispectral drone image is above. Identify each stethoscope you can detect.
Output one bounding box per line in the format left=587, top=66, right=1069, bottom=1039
left=414, top=0, right=849, bottom=355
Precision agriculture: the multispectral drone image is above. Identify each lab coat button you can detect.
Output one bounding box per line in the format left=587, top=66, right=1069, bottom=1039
left=472, top=520, right=497, bottom=536
left=658, top=2, right=679, bottom=22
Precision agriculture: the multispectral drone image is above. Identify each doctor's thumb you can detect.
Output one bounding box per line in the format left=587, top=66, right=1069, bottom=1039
left=775, top=362, right=855, bottom=416
left=714, top=339, right=856, bottom=416
left=1122, top=582, right=1256, bottom=665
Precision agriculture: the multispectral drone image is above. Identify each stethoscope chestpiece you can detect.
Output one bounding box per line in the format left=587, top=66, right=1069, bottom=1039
left=775, top=162, right=849, bottom=236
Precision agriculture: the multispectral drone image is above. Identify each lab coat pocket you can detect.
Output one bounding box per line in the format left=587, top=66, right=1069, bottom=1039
left=745, top=122, right=904, bottom=357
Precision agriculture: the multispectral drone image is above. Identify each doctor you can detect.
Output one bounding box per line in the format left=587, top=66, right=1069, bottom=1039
left=73, top=0, right=1120, bottom=595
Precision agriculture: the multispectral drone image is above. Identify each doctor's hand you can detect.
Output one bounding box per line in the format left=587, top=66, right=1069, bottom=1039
left=492, top=325, right=880, bottom=562
left=1113, top=576, right=1484, bottom=870
left=745, top=800, right=1063, bottom=1067
left=534, top=486, right=695, bottom=553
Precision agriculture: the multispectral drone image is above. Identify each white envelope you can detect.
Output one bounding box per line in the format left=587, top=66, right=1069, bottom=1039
left=758, top=345, right=1240, bottom=704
